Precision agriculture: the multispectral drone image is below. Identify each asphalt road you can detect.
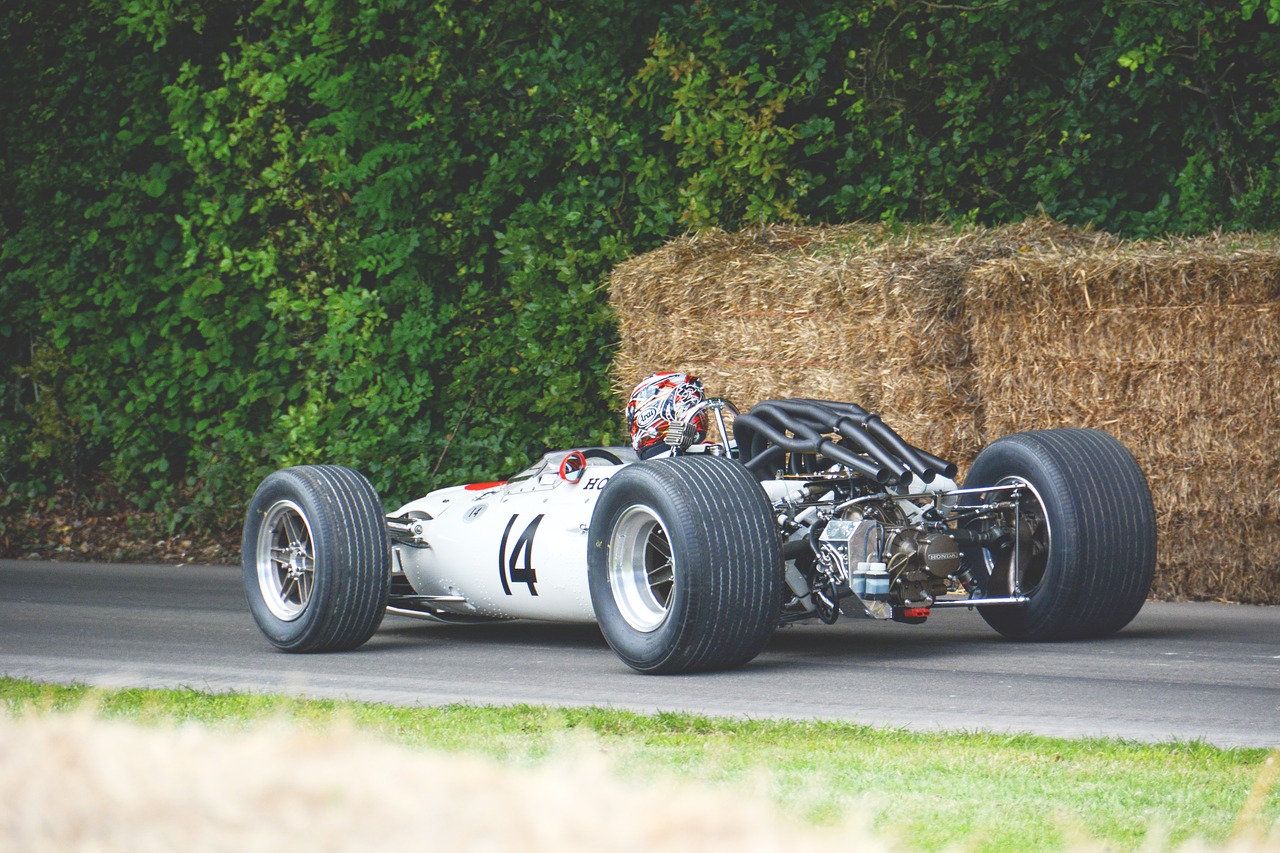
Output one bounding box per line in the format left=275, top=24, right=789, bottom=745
left=1, top=559, right=1277, bottom=748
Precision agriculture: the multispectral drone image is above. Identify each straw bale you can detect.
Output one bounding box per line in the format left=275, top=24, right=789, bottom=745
left=1155, top=515, right=1280, bottom=603
left=0, top=715, right=889, bottom=853
left=964, top=232, right=1280, bottom=604
left=1142, top=456, right=1280, bottom=521
left=611, top=219, right=1098, bottom=460
left=968, top=244, right=1280, bottom=312
left=610, top=220, right=1280, bottom=603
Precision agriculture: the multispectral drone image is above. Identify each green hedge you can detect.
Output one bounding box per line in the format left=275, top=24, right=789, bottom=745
left=2, top=0, right=1278, bottom=529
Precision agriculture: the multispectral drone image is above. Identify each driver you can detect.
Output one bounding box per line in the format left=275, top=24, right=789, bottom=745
left=626, top=372, right=709, bottom=459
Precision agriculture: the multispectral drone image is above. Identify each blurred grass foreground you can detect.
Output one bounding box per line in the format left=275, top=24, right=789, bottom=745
left=0, top=679, right=1276, bottom=852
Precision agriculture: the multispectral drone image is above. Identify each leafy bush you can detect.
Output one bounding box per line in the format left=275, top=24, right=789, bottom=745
left=1, top=0, right=1277, bottom=532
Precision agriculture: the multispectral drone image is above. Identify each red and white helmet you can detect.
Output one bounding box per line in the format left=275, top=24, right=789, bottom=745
left=626, top=372, right=708, bottom=456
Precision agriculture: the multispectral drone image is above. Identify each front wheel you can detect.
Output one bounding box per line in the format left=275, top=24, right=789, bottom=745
left=587, top=456, right=783, bottom=674
left=242, top=465, right=391, bottom=652
left=964, top=429, right=1156, bottom=641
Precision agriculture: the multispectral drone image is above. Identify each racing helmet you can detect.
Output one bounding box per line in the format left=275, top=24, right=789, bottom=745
left=626, top=372, right=708, bottom=457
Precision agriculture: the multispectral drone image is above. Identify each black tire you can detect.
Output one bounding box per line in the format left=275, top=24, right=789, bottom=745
left=964, top=429, right=1156, bottom=641
left=587, top=455, right=783, bottom=674
left=242, top=465, right=391, bottom=652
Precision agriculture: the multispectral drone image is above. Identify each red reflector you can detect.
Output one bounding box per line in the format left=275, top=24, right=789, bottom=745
left=902, top=607, right=931, bottom=620
left=463, top=481, right=506, bottom=491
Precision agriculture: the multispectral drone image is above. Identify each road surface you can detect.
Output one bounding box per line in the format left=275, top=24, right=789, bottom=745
left=1, top=560, right=1277, bottom=748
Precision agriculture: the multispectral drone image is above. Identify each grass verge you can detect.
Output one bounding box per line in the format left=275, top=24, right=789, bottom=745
left=1, top=676, right=1276, bottom=852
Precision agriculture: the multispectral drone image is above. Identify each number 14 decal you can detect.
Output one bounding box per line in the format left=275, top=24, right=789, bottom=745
left=498, top=514, right=543, bottom=596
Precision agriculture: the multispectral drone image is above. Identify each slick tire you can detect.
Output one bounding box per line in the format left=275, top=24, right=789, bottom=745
left=587, top=455, right=783, bottom=674
left=965, top=429, right=1156, bottom=641
left=242, top=465, right=391, bottom=652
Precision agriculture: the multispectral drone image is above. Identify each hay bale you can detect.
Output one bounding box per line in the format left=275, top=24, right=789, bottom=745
left=610, top=222, right=1280, bottom=603
left=611, top=219, right=1111, bottom=461
left=967, top=234, right=1280, bottom=604
left=0, top=713, right=887, bottom=852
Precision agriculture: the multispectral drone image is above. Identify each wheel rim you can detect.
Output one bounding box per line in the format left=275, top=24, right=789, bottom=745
left=984, top=477, right=1052, bottom=596
left=256, top=499, right=316, bottom=621
left=608, top=505, right=674, bottom=633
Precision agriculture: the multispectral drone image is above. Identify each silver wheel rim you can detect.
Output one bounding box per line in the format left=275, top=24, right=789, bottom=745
left=608, top=505, right=674, bottom=633
left=256, top=499, right=316, bottom=622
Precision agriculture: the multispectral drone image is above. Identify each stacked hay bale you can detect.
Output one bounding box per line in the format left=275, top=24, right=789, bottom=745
left=610, top=220, right=1280, bottom=604
left=610, top=223, right=974, bottom=462
left=613, top=221, right=1104, bottom=463
left=967, top=234, right=1280, bottom=602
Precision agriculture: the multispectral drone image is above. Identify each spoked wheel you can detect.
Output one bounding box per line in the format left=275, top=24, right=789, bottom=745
left=255, top=499, right=316, bottom=621
left=588, top=455, right=782, bottom=674
left=242, top=465, right=391, bottom=652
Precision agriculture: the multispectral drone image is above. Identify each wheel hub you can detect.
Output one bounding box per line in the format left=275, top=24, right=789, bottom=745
left=256, top=499, right=315, bottom=622
left=608, top=505, right=674, bottom=633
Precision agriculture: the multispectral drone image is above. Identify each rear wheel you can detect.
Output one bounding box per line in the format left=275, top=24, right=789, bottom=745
left=242, top=465, right=391, bottom=652
left=964, top=429, right=1156, bottom=640
left=588, top=455, right=783, bottom=673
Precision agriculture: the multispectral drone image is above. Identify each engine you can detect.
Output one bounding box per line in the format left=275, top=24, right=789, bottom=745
left=790, top=489, right=969, bottom=621
left=732, top=398, right=991, bottom=625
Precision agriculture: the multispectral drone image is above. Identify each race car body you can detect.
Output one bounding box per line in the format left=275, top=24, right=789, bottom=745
left=386, top=450, right=635, bottom=623
left=242, top=392, right=1157, bottom=674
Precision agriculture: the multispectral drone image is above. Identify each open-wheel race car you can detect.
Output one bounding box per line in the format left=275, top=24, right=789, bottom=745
left=243, top=372, right=1157, bottom=674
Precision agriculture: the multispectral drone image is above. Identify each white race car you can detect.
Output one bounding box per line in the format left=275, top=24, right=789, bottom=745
left=242, top=373, right=1157, bottom=673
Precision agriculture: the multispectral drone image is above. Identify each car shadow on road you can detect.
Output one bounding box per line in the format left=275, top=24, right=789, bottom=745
left=756, top=624, right=990, bottom=666
left=749, top=617, right=1180, bottom=673
left=372, top=616, right=610, bottom=651
left=364, top=610, right=1183, bottom=671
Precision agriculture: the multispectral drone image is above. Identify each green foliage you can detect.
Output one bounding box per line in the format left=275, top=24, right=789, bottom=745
left=0, top=0, right=663, bottom=524
left=632, top=5, right=839, bottom=227
left=2, top=0, right=1279, bottom=531
left=628, top=0, right=1280, bottom=232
